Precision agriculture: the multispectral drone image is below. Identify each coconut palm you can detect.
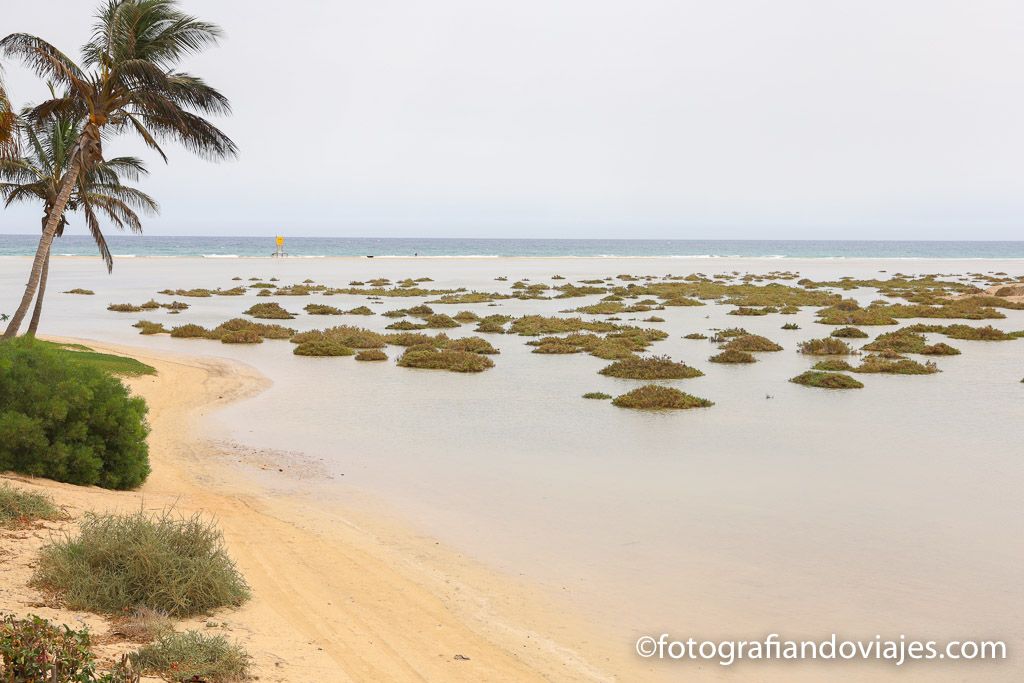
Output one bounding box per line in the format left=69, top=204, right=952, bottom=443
left=0, top=0, right=235, bottom=338
left=0, top=73, right=17, bottom=160
left=1, top=112, right=158, bottom=334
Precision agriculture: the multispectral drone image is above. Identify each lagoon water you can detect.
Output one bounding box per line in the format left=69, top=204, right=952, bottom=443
left=2, top=254, right=1022, bottom=681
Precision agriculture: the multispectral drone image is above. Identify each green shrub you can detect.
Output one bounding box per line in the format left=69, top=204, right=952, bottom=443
left=107, top=303, right=144, bottom=313
left=797, top=337, right=853, bottom=355
left=220, top=329, right=263, bottom=344
left=599, top=355, right=703, bottom=379
left=723, top=334, right=782, bottom=352
left=444, top=336, right=499, bottom=354
left=244, top=302, right=295, bottom=319
left=34, top=510, right=249, bottom=617
left=611, top=385, right=714, bottom=410
left=781, top=322, right=800, bottom=330
left=709, top=349, right=756, bottom=364
left=683, top=332, right=708, bottom=340
left=130, top=630, right=249, bottom=682
left=830, top=326, right=868, bottom=338
left=790, top=371, right=863, bottom=389
left=293, top=340, right=355, bottom=356
left=582, top=392, right=611, bottom=400
left=0, top=338, right=150, bottom=489
left=0, top=615, right=108, bottom=682
left=0, top=484, right=61, bottom=527
left=355, top=349, right=388, bottom=361
left=397, top=347, right=494, bottom=372
left=63, top=288, right=94, bottom=295
left=453, top=311, right=481, bottom=322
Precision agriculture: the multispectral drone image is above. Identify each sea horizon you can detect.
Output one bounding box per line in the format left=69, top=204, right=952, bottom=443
left=2, top=234, right=1024, bottom=259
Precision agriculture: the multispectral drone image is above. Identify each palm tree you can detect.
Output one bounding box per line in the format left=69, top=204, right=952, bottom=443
left=0, top=0, right=236, bottom=338
left=1, top=112, right=158, bottom=334
left=0, top=72, right=17, bottom=160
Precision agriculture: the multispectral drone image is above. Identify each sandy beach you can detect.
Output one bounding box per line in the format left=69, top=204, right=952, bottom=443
left=0, top=338, right=632, bottom=682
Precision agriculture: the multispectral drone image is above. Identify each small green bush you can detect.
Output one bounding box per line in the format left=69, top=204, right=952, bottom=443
left=244, top=302, right=295, bottom=319
left=0, top=484, right=61, bottom=527
left=797, top=337, right=853, bottom=355
left=293, top=339, right=355, bottom=356
left=130, top=630, right=249, bottom=682
left=107, top=303, right=144, bottom=312
left=397, top=347, right=494, bottom=372
left=599, top=355, right=703, bottom=379
left=781, top=322, right=800, bottom=330
left=790, top=371, right=863, bottom=389
left=34, top=510, right=249, bottom=617
left=683, top=332, right=708, bottom=340
left=63, top=288, right=94, bottom=295
left=582, top=392, right=612, bottom=400
left=355, top=349, right=388, bottom=361
left=611, top=385, right=714, bottom=410
left=0, top=338, right=150, bottom=489
left=709, top=349, right=756, bottom=364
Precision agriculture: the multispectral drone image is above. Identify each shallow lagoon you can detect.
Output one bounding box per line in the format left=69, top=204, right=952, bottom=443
left=3, top=255, right=1021, bottom=681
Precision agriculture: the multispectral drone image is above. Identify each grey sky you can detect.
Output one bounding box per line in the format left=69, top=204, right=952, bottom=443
left=1, top=0, right=1023, bottom=239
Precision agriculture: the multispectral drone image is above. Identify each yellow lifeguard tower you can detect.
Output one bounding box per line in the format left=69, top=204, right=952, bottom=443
left=272, top=235, right=286, bottom=257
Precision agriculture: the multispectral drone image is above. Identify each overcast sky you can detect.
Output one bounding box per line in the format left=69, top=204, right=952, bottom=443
left=1, top=0, right=1023, bottom=240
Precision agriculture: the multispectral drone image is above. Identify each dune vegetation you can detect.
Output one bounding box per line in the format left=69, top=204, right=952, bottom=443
left=34, top=510, right=249, bottom=617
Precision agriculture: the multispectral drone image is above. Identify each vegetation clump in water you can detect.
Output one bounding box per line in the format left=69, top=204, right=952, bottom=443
left=244, top=302, right=295, bottom=319
left=582, top=392, right=611, bottom=400
left=598, top=355, right=703, bottom=379
left=830, top=326, right=868, bottom=338
left=291, top=326, right=386, bottom=348
left=722, top=334, right=783, bottom=352
left=63, top=288, right=94, bottom=295
left=709, top=349, right=756, bottom=364
left=355, top=349, right=388, bottom=361
left=219, top=329, right=263, bottom=344
left=853, top=356, right=938, bottom=375
left=397, top=346, right=495, bottom=372
left=797, top=337, right=853, bottom=355
left=133, top=320, right=168, bottom=335
left=683, top=332, right=708, bottom=340
left=611, top=385, right=714, bottom=410
left=790, top=371, right=864, bottom=389
left=445, top=336, right=499, bottom=354
left=812, top=359, right=854, bottom=372
left=386, top=320, right=427, bottom=330
left=304, top=303, right=342, bottom=315
left=423, top=313, right=460, bottom=328
left=293, top=339, right=355, bottom=356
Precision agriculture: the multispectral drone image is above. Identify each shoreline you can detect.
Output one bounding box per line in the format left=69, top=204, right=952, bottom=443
left=0, top=338, right=631, bottom=682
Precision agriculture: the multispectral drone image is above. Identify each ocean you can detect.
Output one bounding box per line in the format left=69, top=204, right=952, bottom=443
left=1, top=234, right=1023, bottom=259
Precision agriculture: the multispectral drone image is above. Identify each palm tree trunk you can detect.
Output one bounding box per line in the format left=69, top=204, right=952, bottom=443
left=3, top=156, right=80, bottom=338
left=27, top=247, right=51, bottom=336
